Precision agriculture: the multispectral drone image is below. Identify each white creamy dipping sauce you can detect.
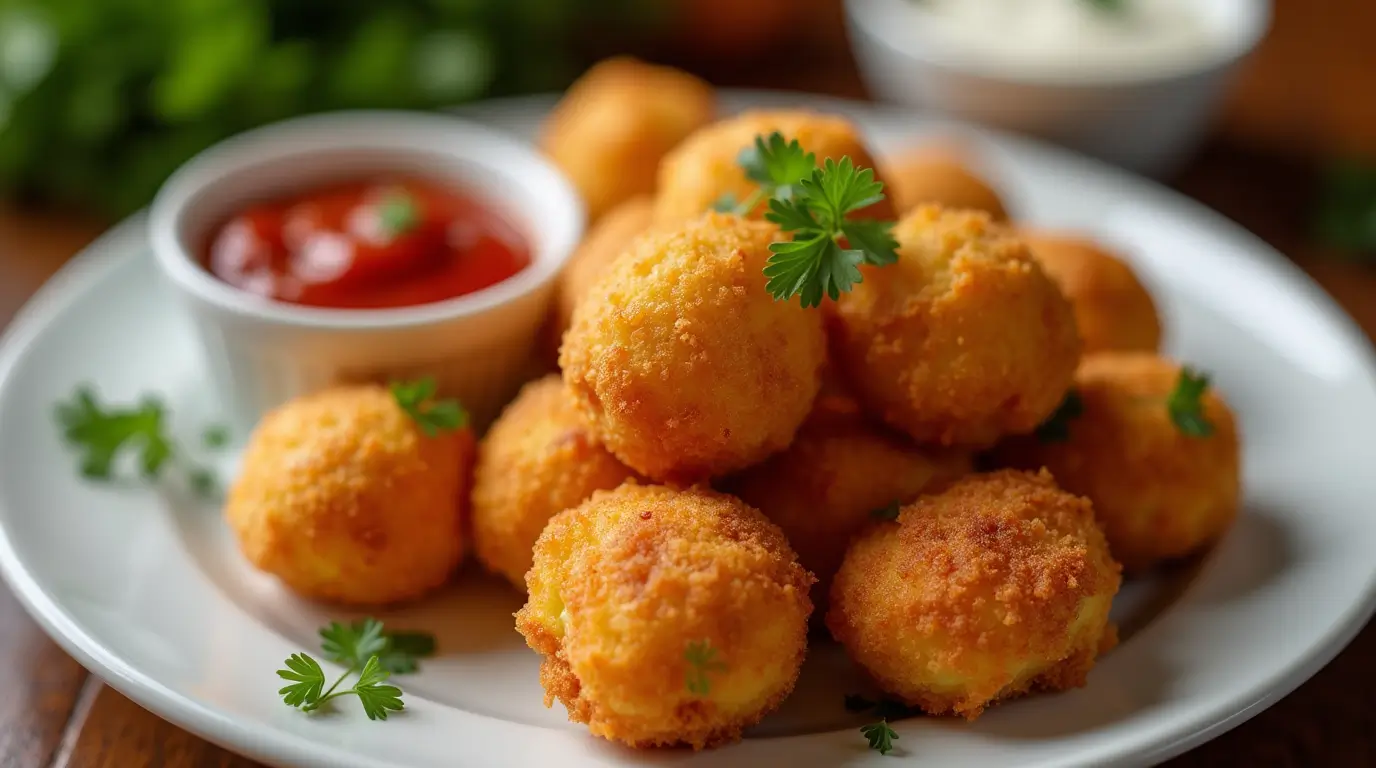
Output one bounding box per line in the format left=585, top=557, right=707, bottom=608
left=909, top=0, right=1228, bottom=79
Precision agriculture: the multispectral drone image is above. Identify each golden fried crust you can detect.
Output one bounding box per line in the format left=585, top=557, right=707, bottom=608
left=541, top=57, right=714, bottom=221
left=515, top=484, right=814, bottom=749
left=654, top=109, right=895, bottom=224
left=1021, top=232, right=1162, bottom=354
left=884, top=146, right=1009, bottom=220
left=827, top=469, right=1121, bottom=719
left=471, top=376, right=638, bottom=588
left=560, top=212, right=826, bottom=482
left=544, top=196, right=657, bottom=360
left=993, top=353, right=1241, bottom=571
left=729, top=409, right=971, bottom=607
left=831, top=205, right=1080, bottom=447
left=226, top=386, right=468, bottom=605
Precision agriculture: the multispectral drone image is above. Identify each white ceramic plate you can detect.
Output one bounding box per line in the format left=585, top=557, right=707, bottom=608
left=2, top=92, right=1375, bottom=768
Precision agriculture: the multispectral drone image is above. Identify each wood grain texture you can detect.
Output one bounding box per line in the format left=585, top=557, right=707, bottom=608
left=0, top=589, right=88, bottom=768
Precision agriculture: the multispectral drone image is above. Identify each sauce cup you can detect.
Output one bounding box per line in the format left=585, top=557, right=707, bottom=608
left=149, top=111, right=584, bottom=431
left=846, top=0, right=1272, bottom=175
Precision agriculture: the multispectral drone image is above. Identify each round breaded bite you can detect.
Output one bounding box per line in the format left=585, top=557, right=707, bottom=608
left=831, top=205, right=1080, bottom=447
left=543, top=196, right=656, bottom=360
left=541, top=57, right=714, bottom=221
left=226, top=385, right=469, bottom=605
left=515, top=483, right=814, bottom=749
left=884, top=145, right=1009, bottom=220
left=561, top=212, right=826, bottom=481
left=827, top=469, right=1121, bottom=719
left=655, top=109, right=894, bottom=224
left=1022, top=231, right=1161, bottom=354
left=994, top=353, right=1241, bottom=571
left=730, top=407, right=970, bottom=608
left=471, top=375, right=638, bottom=588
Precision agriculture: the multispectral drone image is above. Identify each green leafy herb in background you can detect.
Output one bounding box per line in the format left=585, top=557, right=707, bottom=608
left=1081, top=0, right=1130, bottom=13
left=0, top=0, right=662, bottom=216
left=54, top=385, right=223, bottom=497
left=376, top=190, right=419, bottom=239
left=870, top=501, right=901, bottom=521
left=1035, top=389, right=1083, bottom=443
left=1314, top=161, right=1376, bottom=256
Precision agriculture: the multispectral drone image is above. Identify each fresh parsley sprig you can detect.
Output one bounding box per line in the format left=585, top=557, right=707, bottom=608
left=377, top=190, right=420, bottom=240
left=715, top=131, right=899, bottom=308
left=861, top=720, right=899, bottom=756
left=390, top=377, right=468, bottom=437
left=54, top=385, right=224, bottom=498
left=684, top=639, right=727, bottom=696
left=1168, top=367, right=1214, bottom=438
left=277, top=618, right=435, bottom=720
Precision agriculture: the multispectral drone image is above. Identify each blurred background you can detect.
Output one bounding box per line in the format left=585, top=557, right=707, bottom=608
left=0, top=0, right=1372, bottom=305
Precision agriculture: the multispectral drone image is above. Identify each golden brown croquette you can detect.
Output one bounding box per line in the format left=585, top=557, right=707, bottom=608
left=654, top=109, right=895, bottom=224
left=515, top=483, right=814, bottom=749
left=470, top=375, right=638, bottom=588
left=994, top=353, right=1241, bottom=571
left=560, top=212, right=826, bottom=482
left=884, top=145, right=1010, bottom=220
left=541, top=57, right=714, bottom=221
left=1022, top=231, right=1162, bottom=354
left=227, top=385, right=469, bottom=605
left=827, top=469, right=1121, bottom=719
left=831, top=205, right=1080, bottom=447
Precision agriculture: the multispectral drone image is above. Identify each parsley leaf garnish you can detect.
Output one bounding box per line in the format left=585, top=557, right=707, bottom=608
left=390, top=377, right=469, bottom=437
left=1168, top=367, right=1215, bottom=438
left=55, top=385, right=220, bottom=498
left=377, top=190, right=420, bottom=239
left=1035, top=389, right=1084, bottom=443
left=1082, top=0, right=1128, bottom=13
left=321, top=618, right=436, bottom=675
left=870, top=501, right=901, bottom=521
left=201, top=424, right=230, bottom=449
left=278, top=619, right=430, bottom=720
left=861, top=720, right=899, bottom=756
left=715, top=132, right=898, bottom=309
left=684, top=639, right=728, bottom=696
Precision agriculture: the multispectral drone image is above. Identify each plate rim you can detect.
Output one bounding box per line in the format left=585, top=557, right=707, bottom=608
left=2, top=92, right=1375, bottom=768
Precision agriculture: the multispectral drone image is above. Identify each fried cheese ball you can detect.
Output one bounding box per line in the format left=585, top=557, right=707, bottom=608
left=885, top=145, right=1010, bottom=220
left=515, top=483, right=814, bottom=749
left=994, top=353, right=1241, bottom=572
left=470, top=375, right=638, bottom=588
left=1022, top=231, right=1162, bottom=354
left=561, top=212, right=826, bottom=481
left=541, top=57, right=714, bottom=221
left=730, top=408, right=971, bottom=607
left=828, top=470, right=1121, bottom=719
left=544, top=196, right=656, bottom=359
left=654, top=109, right=895, bottom=224
left=227, top=385, right=469, bottom=605
left=831, top=205, right=1080, bottom=447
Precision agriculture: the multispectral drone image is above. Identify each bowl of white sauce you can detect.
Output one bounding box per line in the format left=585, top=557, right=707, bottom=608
left=846, top=0, right=1271, bottom=175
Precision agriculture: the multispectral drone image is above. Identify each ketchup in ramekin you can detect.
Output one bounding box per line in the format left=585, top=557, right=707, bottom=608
left=204, top=177, right=529, bottom=309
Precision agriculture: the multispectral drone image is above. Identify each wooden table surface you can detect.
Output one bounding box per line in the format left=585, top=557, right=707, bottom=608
left=4, top=5, right=1376, bottom=764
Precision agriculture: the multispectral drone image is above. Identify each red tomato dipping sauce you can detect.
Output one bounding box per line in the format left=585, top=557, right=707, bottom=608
left=204, top=177, right=530, bottom=309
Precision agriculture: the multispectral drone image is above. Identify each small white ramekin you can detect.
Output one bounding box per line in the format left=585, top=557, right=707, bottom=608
left=149, top=111, right=584, bottom=431
left=846, top=0, right=1271, bottom=176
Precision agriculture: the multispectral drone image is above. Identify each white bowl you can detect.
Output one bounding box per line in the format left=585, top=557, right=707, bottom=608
left=846, top=0, right=1271, bottom=175
left=149, top=111, right=584, bottom=431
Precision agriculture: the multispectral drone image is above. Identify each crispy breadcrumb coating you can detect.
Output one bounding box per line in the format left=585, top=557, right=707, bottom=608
left=827, top=469, right=1120, bottom=719
left=831, top=205, right=1080, bottom=447
left=884, top=145, right=1009, bottom=220
left=471, top=375, right=638, bottom=588
left=226, top=385, right=469, bottom=605
left=543, top=196, right=656, bottom=361
left=541, top=57, right=714, bottom=221
left=994, top=353, right=1241, bottom=571
left=560, top=212, right=826, bottom=482
left=515, top=484, right=814, bottom=749
left=729, top=405, right=970, bottom=609
left=654, top=109, right=895, bottom=224
left=1022, top=231, right=1162, bottom=354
